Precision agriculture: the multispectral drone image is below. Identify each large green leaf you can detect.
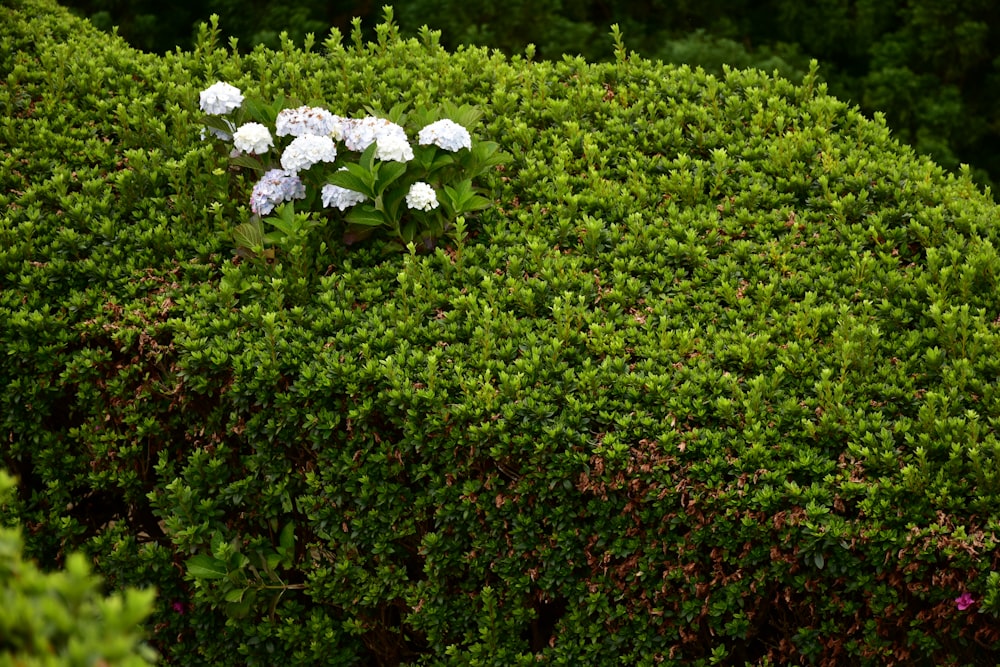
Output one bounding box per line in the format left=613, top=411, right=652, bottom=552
left=328, top=168, right=376, bottom=198
left=229, top=154, right=266, bottom=171
left=345, top=204, right=388, bottom=227
left=232, top=219, right=264, bottom=249
left=186, top=555, right=227, bottom=580
left=375, top=161, right=408, bottom=196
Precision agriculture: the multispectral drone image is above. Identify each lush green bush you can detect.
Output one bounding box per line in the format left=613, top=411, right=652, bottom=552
left=56, top=0, right=1000, bottom=196
left=5, top=0, right=1000, bottom=665
left=0, top=471, right=157, bottom=666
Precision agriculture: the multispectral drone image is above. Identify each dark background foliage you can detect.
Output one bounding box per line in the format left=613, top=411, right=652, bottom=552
left=59, top=0, right=1000, bottom=196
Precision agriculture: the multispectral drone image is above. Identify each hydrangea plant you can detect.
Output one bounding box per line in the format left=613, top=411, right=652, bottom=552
left=198, top=83, right=507, bottom=254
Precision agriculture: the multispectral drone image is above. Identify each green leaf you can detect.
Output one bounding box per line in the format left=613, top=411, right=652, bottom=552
left=279, top=523, right=295, bottom=554
left=329, top=164, right=377, bottom=197
left=230, top=154, right=266, bottom=171
left=232, top=219, right=264, bottom=249
left=375, top=161, right=408, bottom=196
left=442, top=179, right=492, bottom=216
left=345, top=204, right=389, bottom=227
left=441, top=101, right=483, bottom=130
left=358, top=142, right=378, bottom=172
left=244, top=97, right=277, bottom=125
left=201, top=115, right=234, bottom=136
left=187, top=555, right=227, bottom=580
left=382, top=187, right=407, bottom=222
left=227, top=551, right=250, bottom=572
left=224, top=587, right=247, bottom=603
left=466, top=141, right=509, bottom=176
left=264, top=204, right=300, bottom=237
left=430, top=153, right=457, bottom=172
left=385, top=101, right=410, bottom=125
left=459, top=194, right=492, bottom=213
left=225, top=598, right=253, bottom=619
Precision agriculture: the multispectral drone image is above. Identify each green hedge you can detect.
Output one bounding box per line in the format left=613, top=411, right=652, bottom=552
left=0, top=471, right=157, bottom=666
left=56, top=0, right=1000, bottom=195
left=4, top=0, right=1000, bottom=664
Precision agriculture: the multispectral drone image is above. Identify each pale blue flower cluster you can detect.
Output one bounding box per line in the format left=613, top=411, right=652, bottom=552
left=250, top=169, right=306, bottom=216
left=322, top=179, right=369, bottom=211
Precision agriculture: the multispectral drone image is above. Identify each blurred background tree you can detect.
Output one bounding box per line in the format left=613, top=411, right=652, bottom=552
left=59, top=0, right=1000, bottom=196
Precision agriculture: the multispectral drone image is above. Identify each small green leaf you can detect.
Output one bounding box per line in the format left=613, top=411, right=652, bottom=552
left=224, top=587, right=247, bottom=603
left=187, top=555, right=227, bottom=580
left=279, top=523, right=295, bottom=553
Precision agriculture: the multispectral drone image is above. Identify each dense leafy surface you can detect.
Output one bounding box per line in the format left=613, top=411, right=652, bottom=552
left=0, top=472, right=156, bottom=666
left=58, top=0, right=1000, bottom=195
left=4, top=0, right=1000, bottom=664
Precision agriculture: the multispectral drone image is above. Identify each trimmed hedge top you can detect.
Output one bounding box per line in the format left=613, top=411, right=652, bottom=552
left=4, top=0, right=1000, bottom=665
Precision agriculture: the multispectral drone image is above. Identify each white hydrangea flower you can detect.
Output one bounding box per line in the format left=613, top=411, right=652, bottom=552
left=328, top=117, right=349, bottom=142
left=275, top=106, right=342, bottom=138
left=374, top=133, right=414, bottom=162
left=280, top=134, right=338, bottom=172
left=322, top=176, right=368, bottom=211
left=417, top=119, right=472, bottom=152
left=341, top=116, right=408, bottom=153
left=199, top=82, right=244, bottom=115
left=405, top=182, right=439, bottom=211
left=250, top=169, right=306, bottom=216
left=232, top=122, right=274, bottom=154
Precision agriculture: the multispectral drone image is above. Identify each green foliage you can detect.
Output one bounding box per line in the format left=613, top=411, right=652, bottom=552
left=0, top=471, right=157, bottom=666
left=6, top=0, right=1000, bottom=665
left=57, top=0, right=1000, bottom=195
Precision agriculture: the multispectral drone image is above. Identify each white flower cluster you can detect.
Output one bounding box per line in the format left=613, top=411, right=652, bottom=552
left=250, top=169, right=306, bottom=216
left=375, top=133, right=414, bottom=162
left=200, top=82, right=244, bottom=115
left=418, top=119, right=472, bottom=152
left=275, top=106, right=343, bottom=138
left=232, top=122, right=274, bottom=154
left=280, top=135, right=338, bottom=172
left=322, top=181, right=369, bottom=211
left=341, top=117, right=407, bottom=153
left=199, top=83, right=478, bottom=221
left=406, top=182, right=439, bottom=211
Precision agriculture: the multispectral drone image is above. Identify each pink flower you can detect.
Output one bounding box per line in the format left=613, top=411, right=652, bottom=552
left=172, top=601, right=187, bottom=614
left=955, top=592, right=975, bottom=611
